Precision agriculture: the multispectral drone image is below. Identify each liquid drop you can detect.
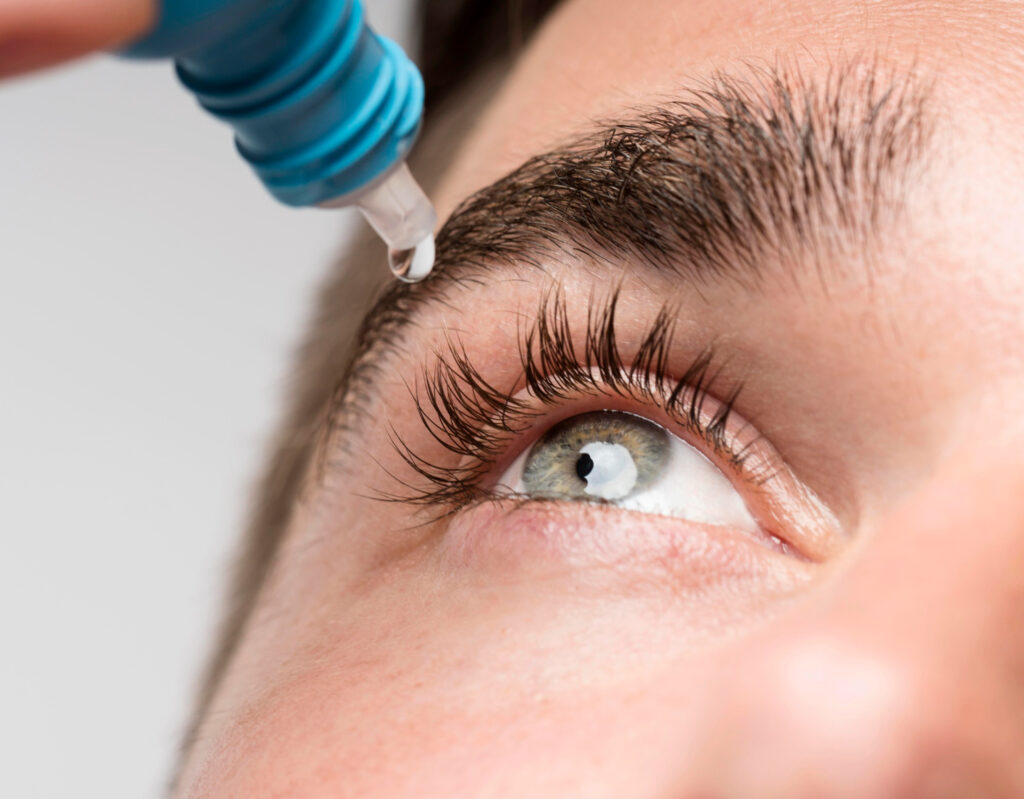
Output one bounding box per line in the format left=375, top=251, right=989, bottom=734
left=388, top=234, right=436, bottom=282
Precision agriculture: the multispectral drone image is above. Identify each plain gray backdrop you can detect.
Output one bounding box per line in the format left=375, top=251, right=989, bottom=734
left=0, top=1, right=413, bottom=796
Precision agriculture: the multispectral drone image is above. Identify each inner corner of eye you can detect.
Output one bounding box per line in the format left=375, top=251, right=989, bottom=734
left=493, top=409, right=757, bottom=531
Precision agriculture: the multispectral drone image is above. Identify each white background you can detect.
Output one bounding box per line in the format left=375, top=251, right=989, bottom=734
left=0, top=2, right=412, bottom=796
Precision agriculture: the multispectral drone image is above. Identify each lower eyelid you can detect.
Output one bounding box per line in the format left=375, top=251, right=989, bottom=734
left=438, top=496, right=818, bottom=591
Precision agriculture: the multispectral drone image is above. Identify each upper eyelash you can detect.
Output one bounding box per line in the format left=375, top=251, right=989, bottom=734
left=380, top=287, right=758, bottom=514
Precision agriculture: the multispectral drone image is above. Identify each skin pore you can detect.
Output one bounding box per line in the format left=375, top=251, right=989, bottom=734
left=175, top=1, right=1024, bottom=796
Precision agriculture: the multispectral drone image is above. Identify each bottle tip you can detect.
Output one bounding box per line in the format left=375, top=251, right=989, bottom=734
left=388, top=233, right=436, bottom=282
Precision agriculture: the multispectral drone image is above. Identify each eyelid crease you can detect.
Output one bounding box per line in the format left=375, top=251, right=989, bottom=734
left=375, top=286, right=775, bottom=518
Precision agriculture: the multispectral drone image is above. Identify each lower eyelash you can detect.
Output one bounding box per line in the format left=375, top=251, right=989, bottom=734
left=381, top=287, right=757, bottom=515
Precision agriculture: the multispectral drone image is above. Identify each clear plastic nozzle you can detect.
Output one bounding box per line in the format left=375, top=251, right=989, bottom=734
left=354, top=163, right=437, bottom=282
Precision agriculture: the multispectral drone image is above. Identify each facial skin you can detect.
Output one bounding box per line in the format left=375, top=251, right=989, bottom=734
left=176, top=1, right=1024, bottom=796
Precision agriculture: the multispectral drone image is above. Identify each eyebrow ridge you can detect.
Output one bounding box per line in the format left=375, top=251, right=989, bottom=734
left=330, top=60, right=931, bottom=440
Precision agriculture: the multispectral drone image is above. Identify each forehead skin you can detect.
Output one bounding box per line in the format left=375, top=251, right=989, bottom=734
left=175, top=1, right=1024, bottom=796
left=439, top=0, right=1024, bottom=210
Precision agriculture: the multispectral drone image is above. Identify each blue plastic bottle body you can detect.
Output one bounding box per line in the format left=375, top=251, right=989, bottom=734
left=122, top=0, right=425, bottom=208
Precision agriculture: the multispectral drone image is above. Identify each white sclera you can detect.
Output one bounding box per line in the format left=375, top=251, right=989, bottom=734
left=618, top=432, right=756, bottom=531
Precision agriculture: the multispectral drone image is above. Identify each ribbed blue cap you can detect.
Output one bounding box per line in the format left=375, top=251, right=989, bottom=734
left=123, top=0, right=424, bottom=207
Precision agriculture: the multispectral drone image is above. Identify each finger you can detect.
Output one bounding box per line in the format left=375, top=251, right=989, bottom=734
left=0, top=0, right=155, bottom=78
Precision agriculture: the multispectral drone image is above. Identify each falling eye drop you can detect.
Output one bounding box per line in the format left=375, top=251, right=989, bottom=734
left=122, top=0, right=437, bottom=281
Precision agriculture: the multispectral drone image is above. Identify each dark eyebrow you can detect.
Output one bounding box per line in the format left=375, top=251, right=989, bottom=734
left=332, top=62, right=931, bottom=433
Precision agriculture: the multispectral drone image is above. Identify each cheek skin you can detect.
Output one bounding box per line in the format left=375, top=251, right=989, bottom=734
left=181, top=504, right=811, bottom=799
left=181, top=500, right=818, bottom=797
left=182, top=645, right=720, bottom=799
left=439, top=501, right=816, bottom=629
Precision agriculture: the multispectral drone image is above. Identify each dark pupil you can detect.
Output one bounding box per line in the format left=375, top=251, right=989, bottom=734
left=575, top=452, right=594, bottom=480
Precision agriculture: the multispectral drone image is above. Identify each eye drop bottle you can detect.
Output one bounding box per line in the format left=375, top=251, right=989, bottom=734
left=123, top=0, right=436, bottom=281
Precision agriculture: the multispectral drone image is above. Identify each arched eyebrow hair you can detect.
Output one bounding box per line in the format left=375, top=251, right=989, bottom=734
left=331, top=62, right=932, bottom=433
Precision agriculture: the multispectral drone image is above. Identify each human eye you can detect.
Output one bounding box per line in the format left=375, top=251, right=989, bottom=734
left=498, top=410, right=757, bottom=533
left=386, top=288, right=839, bottom=560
